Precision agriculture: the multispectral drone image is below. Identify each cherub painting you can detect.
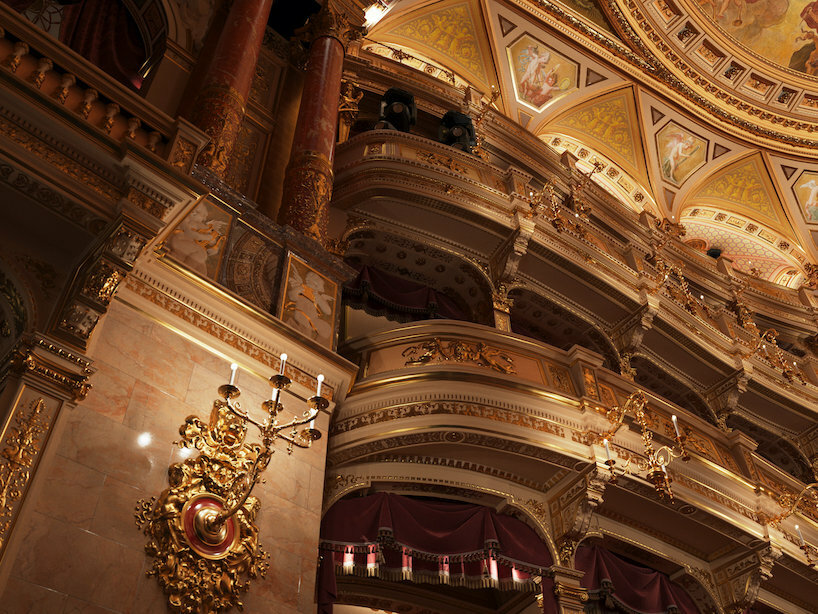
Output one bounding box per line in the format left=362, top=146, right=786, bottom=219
left=793, top=171, right=818, bottom=222
left=656, top=123, right=707, bottom=186
left=166, top=199, right=232, bottom=279
left=280, top=256, right=336, bottom=347
left=507, top=35, right=577, bottom=111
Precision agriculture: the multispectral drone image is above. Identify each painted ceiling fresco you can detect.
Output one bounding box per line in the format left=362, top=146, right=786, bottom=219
left=680, top=208, right=804, bottom=284
left=692, top=0, right=818, bottom=75
left=375, top=0, right=496, bottom=90
left=366, top=0, right=818, bottom=281
left=507, top=34, right=578, bottom=111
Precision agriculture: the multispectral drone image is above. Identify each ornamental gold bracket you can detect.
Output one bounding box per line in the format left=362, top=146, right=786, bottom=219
left=588, top=390, right=690, bottom=502
left=135, top=356, right=326, bottom=613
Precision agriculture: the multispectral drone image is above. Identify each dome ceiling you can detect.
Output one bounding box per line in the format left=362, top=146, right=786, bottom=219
left=366, top=0, right=818, bottom=277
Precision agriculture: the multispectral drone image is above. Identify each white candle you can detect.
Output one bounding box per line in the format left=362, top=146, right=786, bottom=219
left=672, top=415, right=681, bottom=438
left=279, top=353, right=287, bottom=375
left=308, top=418, right=316, bottom=431
left=229, top=363, right=238, bottom=385
left=796, top=524, right=805, bottom=546
left=603, top=439, right=612, bottom=462
left=316, top=374, right=324, bottom=398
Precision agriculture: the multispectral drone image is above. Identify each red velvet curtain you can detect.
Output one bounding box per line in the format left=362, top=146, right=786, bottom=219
left=318, top=492, right=558, bottom=614
left=343, top=265, right=467, bottom=322
left=576, top=545, right=701, bottom=614
left=6, top=0, right=147, bottom=89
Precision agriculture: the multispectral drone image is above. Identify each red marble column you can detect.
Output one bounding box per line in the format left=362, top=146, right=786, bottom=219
left=279, top=8, right=359, bottom=245
left=187, top=0, right=273, bottom=176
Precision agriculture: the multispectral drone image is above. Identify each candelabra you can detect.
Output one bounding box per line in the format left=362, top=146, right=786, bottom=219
left=751, top=329, right=807, bottom=385
left=650, top=257, right=711, bottom=318
left=593, top=390, right=689, bottom=501
left=135, top=354, right=327, bottom=613
left=645, top=218, right=686, bottom=265
left=762, top=483, right=818, bottom=569
left=471, top=87, right=501, bottom=161
left=568, top=161, right=604, bottom=222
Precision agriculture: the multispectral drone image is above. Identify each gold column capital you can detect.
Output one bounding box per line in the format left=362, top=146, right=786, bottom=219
left=303, top=3, right=365, bottom=50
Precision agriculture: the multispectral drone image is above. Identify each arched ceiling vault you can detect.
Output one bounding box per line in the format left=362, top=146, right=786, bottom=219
left=366, top=0, right=818, bottom=270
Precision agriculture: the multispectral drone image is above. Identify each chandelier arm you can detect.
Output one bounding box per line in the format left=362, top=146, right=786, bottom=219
left=224, top=397, right=266, bottom=430
left=766, top=483, right=818, bottom=525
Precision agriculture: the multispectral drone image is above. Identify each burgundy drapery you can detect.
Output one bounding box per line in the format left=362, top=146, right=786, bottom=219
left=343, top=265, right=467, bottom=322
left=6, top=0, right=147, bottom=89
left=318, top=492, right=558, bottom=614
left=576, top=545, right=701, bottom=614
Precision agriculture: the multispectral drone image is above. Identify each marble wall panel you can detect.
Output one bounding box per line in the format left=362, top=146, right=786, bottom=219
left=0, top=300, right=327, bottom=613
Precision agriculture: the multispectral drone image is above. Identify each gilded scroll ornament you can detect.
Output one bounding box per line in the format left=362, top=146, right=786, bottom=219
left=402, top=338, right=515, bottom=374
left=3, top=398, right=47, bottom=467
left=0, top=399, right=47, bottom=550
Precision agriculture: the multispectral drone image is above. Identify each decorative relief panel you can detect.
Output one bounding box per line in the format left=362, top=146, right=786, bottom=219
left=165, top=198, right=233, bottom=281
left=278, top=254, right=338, bottom=349
left=0, top=390, right=60, bottom=559
left=221, top=223, right=282, bottom=313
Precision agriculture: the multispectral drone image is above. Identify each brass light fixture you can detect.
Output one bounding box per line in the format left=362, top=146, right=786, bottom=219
left=763, top=483, right=818, bottom=569
left=135, top=354, right=326, bottom=613
left=593, top=390, right=690, bottom=502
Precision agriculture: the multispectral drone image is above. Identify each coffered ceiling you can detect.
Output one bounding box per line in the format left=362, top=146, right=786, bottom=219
left=366, top=0, right=818, bottom=284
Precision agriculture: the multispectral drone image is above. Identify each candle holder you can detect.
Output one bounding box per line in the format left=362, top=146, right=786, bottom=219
left=591, top=390, right=689, bottom=502
left=135, top=357, right=327, bottom=613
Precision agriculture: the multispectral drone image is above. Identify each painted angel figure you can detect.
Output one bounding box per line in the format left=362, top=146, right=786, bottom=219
left=167, top=205, right=228, bottom=277
left=801, top=179, right=818, bottom=221
left=518, top=45, right=551, bottom=100
left=661, top=132, right=700, bottom=183
left=283, top=265, right=333, bottom=342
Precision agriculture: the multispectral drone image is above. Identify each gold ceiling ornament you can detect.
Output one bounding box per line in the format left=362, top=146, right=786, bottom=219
left=590, top=390, right=690, bottom=502
left=135, top=356, right=326, bottom=613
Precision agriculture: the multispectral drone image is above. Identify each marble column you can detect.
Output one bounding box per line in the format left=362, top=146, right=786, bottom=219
left=278, top=6, right=360, bottom=245
left=187, top=0, right=273, bottom=176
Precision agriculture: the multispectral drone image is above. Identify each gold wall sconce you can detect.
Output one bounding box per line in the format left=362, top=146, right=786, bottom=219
left=593, top=390, right=689, bottom=502
left=763, top=484, right=818, bottom=569
left=135, top=355, right=326, bottom=613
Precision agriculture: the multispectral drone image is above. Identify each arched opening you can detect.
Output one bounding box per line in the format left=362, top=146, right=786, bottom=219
left=728, top=414, right=815, bottom=483
left=6, top=0, right=167, bottom=90
left=342, top=228, right=495, bottom=339
left=679, top=206, right=808, bottom=288
left=508, top=288, right=619, bottom=371
left=630, top=355, right=718, bottom=426
left=318, top=492, right=556, bottom=614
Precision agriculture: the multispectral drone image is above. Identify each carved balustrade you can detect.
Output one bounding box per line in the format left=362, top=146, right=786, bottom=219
left=332, top=320, right=818, bottom=573
left=0, top=5, right=208, bottom=173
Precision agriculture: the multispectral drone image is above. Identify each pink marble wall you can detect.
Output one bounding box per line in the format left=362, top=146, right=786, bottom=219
left=0, top=301, right=327, bottom=613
